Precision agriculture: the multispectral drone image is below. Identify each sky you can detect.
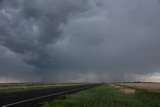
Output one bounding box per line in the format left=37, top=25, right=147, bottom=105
left=0, top=0, right=160, bottom=83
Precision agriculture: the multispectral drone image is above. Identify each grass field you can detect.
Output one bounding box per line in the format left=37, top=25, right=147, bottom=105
left=42, top=84, right=160, bottom=107
left=118, top=82, right=160, bottom=92
left=0, top=83, right=79, bottom=94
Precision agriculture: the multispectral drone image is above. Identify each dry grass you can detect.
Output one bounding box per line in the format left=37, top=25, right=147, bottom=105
left=118, top=83, right=160, bottom=92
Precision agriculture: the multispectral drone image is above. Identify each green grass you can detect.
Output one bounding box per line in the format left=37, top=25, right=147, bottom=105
left=42, top=84, right=160, bottom=107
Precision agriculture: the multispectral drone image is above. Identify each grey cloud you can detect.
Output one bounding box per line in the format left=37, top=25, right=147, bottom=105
left=0, top=0, right=160, bottom=82
left=0, top=0, right=88, bottom=53
left=48, top=0, right=160, bottom=81
left=0, top=0, right=88, bottom=82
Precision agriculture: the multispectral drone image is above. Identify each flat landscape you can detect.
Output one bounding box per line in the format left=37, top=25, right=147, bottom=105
left=42, top=83, right=160, bottom=107
left=0, top=83, right=160, bottom=107
left=0, top=83, right=96, bottom=107
left=1, top=0, right=160, bottom=107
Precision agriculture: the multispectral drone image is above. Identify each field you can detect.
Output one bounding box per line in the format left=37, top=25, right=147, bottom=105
left=42, top=83, right=160, bottom=107
left=118, top=82, right=160, bottom=92
left=0, top=83, right=80, bottom=94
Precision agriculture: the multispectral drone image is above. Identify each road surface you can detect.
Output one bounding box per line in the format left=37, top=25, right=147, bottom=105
left=0, top=84, right=98, bottom=107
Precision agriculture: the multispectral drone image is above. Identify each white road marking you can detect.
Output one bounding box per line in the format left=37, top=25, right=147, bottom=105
left=2, top=85, right=94, bottom=107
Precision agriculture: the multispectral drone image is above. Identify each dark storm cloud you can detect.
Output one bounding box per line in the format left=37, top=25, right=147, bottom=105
left=0, top=0, right=88, bottom=82
left=0, top=0, right=160, bottom=82
left=0, top=0, right=88, bottom=53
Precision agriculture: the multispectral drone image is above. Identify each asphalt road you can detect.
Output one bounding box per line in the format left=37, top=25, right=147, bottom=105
left=0, top=84, right=98, bottom=107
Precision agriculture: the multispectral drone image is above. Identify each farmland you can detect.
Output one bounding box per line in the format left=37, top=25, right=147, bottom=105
left=42, top=83, right=160, bottom=107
